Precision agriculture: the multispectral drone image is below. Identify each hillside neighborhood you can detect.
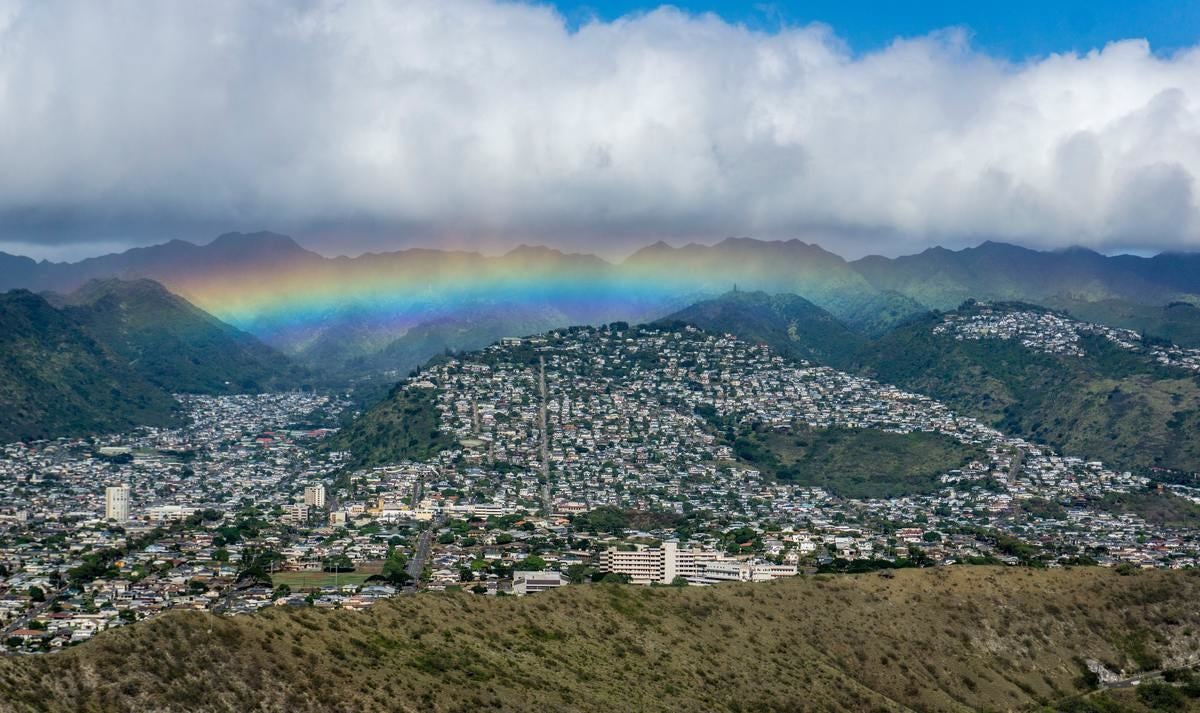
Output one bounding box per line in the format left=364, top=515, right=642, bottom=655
left=0, top=323, right=1197, bottom=653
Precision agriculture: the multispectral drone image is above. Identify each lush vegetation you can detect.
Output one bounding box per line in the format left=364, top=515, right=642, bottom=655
left=853, top=305, right=1200, bottom=476
left=0, top=290, right=180, bottom=442
left=658, top=290, right=866, bottom=364
left=851, top=240, right=1200, bottom=312
left=669, top=294, right=1200, bottom=478
left=0, top=280, right=308, bottom=442
left=725, top=425, right=985, bottom=498
left=569, top=506, right=686, bottom=535
left=1093, top=488, right=1200, bottom=529
left=63, top=278, right=308, bottom=394
left=2, top=567, right=1199, bottom=711
left=327, top=385, right=454, bottom=467
left=1050, top=297, right=1200, bottom=349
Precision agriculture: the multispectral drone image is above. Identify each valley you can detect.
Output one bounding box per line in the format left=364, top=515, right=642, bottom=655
left=4, top=234, right=1200, bottom=712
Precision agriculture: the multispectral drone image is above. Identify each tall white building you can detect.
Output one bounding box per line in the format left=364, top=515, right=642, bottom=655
left=105, top=485, right=130, bottom=521
left=303, top=484, right=326, bottom=508
left=599, top=541, right=797, bottom=585
left=598, top=541, right=723, bottom=585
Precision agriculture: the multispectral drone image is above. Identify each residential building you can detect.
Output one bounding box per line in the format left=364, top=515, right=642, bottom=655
left=512, top=570, right=568, bottom=595
left=105, top=485, right=130, bottom=521
left=304, top=484, right=326, bottom=508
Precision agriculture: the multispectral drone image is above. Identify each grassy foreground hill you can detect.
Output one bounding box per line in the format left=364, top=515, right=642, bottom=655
left=2, top=567, right=1199, bottom=712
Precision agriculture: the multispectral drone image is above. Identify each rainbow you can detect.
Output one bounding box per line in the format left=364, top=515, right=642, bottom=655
left=132, top=238, right=867, bottom=356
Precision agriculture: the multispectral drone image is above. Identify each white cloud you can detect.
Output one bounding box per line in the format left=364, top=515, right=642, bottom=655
left=1, top=0, right=1199, bottom=256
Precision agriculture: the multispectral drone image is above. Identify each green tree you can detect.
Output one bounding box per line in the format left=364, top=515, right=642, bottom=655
left=322, top=554, right=354, bottom=573
left=515, top=555, right=546, bottom=571
left=565, top=564, right=593, bottom=584
left=1138, top=681, right=1185, bottom=711
left=381, top=548, right=411, bottom=586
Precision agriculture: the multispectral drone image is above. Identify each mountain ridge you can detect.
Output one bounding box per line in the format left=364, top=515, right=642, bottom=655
left=0, top=278, right=307, bottom=442
left=0, top=289, right=180, bottom=442
left=5, top=233, right=1200, bottom=376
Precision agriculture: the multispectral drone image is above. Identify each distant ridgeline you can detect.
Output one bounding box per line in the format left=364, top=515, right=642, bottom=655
left=5, top=231, right=1200, bottom=477
left=0, top=279, right=307, bottom=443
left=5, top=232, right=1200, bottom=379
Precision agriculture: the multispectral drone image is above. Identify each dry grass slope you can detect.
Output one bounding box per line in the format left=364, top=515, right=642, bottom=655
left=1, top=567, right=1199, bottom=712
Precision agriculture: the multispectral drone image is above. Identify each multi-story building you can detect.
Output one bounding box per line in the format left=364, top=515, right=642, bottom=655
left=104, top=485, right=130, bottom=521
left=598, top=542, right=724, bottom=585
left=599, top=542, right=797, bottom=585
left=512, top=570, right=568, bottom=596
left=281, top=503, right=309, bottom=525
left=303, top=484, right=326, bottom=508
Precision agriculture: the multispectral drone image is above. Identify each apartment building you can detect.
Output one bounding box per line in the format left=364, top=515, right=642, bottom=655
left=303, top=484, right=326, bottom=508
left=104, top=485, right=130, bottom=521
left=598, top=541, right=723, bottom=585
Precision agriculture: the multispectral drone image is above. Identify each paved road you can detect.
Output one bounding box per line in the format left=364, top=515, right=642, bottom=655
left=405, top=519, right=438, bottom=592
left=1103, top=664, right=1197, bottom=690
left=1051, top=659, right=1200, bottom=706
left=539, top=356, right=550, bottom=516
left=1, top=586, right=67, bottom=641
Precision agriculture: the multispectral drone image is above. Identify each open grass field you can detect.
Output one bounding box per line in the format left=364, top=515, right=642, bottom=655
left=3, top=566, right=1200, bottom=711
left=272, top=561, right=384, bottom=590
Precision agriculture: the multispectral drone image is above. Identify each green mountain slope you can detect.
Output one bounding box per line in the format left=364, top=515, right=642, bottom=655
left=726, top=425, right=986, bottom=498
left=657, top=290, right=866, bottom=364
left=1049, top=298, right=1200, bottom=349
left=326, top=382, right=453, bottom=467
left=624, top=238, right=925, bottom=335
left=348, top=304, right=577, bottom=377
left=853, top=304, right=1200, bottom=476
left=0, top=290, right=179, bottom=442
left=660, top=293, right=1200, bottom=478
left=62, top=279, right=307, bottom=393
left=0, top=279, right=309, bottom=443
left=2, top=567, right=1198, bottom=712
left=852, top=242, right=1200, bottom=310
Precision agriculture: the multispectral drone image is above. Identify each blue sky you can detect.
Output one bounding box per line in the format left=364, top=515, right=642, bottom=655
left=550, top=0, right=1200, bottom=59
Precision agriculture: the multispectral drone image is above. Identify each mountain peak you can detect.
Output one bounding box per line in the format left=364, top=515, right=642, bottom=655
left=1055, top=245, right=1102, bottom=257
left=208, top=231, right=304, bottom=252
left=504, top=244, right=563, bottom=258
left=66, top=277, right=174, bottom=306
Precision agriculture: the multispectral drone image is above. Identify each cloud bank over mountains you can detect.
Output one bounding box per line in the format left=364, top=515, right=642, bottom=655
left=1, top=0, right=1199, bottom=257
